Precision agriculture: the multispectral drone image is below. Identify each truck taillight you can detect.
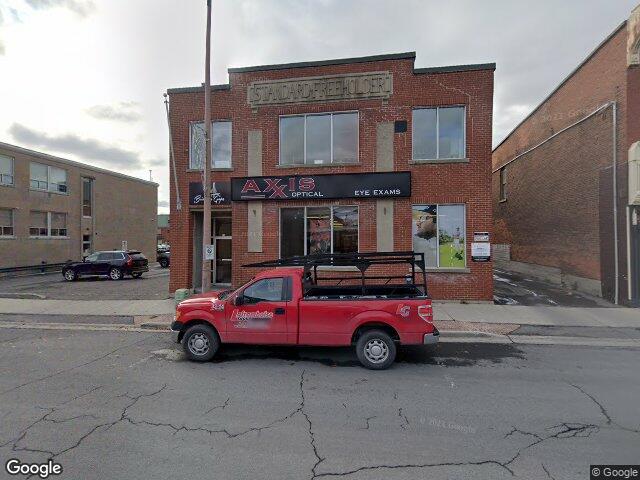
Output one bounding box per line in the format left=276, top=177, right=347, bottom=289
left=418, top=305, right=433, bottom=323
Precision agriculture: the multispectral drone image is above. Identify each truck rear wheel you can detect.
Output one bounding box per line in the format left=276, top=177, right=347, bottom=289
left=182, top=324, right=219, bottom=362
left=355, top=329, right=396, bottom=370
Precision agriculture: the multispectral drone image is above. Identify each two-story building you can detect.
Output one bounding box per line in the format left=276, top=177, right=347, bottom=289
left=166, top=52, right=495, bottom=301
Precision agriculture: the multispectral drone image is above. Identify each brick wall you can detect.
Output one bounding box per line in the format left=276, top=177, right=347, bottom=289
left=169, top=55, right=494, bottom=301
left=491, top=24, right=631, bottom=302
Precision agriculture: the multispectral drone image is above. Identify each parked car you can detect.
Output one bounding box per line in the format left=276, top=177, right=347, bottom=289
left=157, top=250, right=170, bottom=268
left=171, top=252, right=438, bottom=370
left=62, top=250, right=149, bottom=281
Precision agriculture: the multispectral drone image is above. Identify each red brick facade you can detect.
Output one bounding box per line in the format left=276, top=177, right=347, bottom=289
left=492, top=21, right=639, bottom=304
left=168, top=53, right=495, bottom=301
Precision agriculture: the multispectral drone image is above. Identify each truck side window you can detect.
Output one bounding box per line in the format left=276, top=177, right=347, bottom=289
left=243, top=278, right=284, bottom=304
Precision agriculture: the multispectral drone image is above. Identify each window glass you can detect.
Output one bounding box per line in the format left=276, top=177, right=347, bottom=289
left=189, top=122, right=206, bottom=169
left=412, top=205, right=466, bottom=268
left=48, top=166, right=67, bottom=193
left=412, top=109, right=437, bottom=160
left=243, top=278, right=284, bottom=303
left=0, top=208, right=13, bottom=236
left=82, top=178, right=92, bottom=216
left=438, top=107, right=465, bottom=159
left=437, top=205, right=465, bottom=268
left=305, top=115, right=331, bottom=164
left=280, top=208, right=305, bottom=258
left=306, top=207, right=331, bottom=254
left=332, top=206, right=359, bottom=253
left=332, top=113, right=358, bottom=163
left=279, top=116, right=305, bottom=165
left=29, top=210, right=48, bottom=236
left=0, top=155, right=14, bottom=185
left=85, top=253, right=99, bottom=262
left=499, top=168, right=507, bottom=200
left=30, top=163, right=48, bottom=190
left=50, top=212, right=67, bottom=236
left=97, top=253, right=112, bottom=261
left=212, top=121, right=232, bottom=168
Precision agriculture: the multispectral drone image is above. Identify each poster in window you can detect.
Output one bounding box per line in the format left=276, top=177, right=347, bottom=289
left=412, top=205, right=437, bottom=267
left=306, top=208, right=331, bottom=254
left=437, top=205, right=465, bottom=268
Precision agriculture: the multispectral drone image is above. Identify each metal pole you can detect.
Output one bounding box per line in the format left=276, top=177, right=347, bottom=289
left=201, top=0, right=212, bottom=292
left=163, top=93, right=182, bottom=211
left=611, top=102, right=619, bottom=304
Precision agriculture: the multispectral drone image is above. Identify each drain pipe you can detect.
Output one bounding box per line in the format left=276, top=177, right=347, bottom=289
left=612, top=101, right=619, bottom=304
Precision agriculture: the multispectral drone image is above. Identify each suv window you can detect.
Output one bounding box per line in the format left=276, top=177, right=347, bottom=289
left=243, top=278, right=284, bottom=303
left=85, top=253, right=99, bottom=262
left=97, top=253, right=112, bottom=261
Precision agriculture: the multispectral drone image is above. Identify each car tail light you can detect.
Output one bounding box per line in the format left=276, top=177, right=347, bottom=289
left=126, top=255, right=133, bottom=267
left=418, top=305, right=433, bottom=323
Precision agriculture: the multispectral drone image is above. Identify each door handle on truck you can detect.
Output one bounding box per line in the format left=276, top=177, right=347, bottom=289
left=274, top=307, right=285, bottom=315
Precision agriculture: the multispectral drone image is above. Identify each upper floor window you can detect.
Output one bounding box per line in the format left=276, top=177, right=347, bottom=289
left=279, top=112, right=358, bottom=166
left=0, top=155, right=14, bottom=186
left=82, top=178, right=93, bottom=217
left=189, top=121, right=232, bottom=169
left=499, top=167, right=507, bottom=201
left=412, top=106, right=465, bottom=161
left=30, top=162, right=68, bottom=193
left=0, top=208, right=13, bottom=236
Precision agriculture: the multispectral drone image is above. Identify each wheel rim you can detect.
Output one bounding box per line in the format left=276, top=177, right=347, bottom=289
left=188, top=333, right=210, bottom=356
left=64, top=270, right=74, bottom=280
left=110, top=269, right=121, bottom=280
left=364, top=338, right=389, bottom=364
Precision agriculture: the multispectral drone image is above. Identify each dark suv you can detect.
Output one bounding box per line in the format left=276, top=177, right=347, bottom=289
left=157, top=249, right=170, bottom=268
left=62, top=250, right=149, bottom=281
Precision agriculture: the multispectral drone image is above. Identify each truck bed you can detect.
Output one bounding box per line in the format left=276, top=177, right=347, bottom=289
left=303, top=284, right=424, bottom=300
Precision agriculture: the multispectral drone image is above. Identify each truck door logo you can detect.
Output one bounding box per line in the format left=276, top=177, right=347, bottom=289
left=396, top=305, right=410, bottom=318
left=231, top=310, right=274, bottom=329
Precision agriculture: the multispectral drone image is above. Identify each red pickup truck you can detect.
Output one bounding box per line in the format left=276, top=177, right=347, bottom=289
left=171, top=252, right=438, bottom=369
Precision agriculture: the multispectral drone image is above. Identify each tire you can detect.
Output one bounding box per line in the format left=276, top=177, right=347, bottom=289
left=109, top=267, right=123, bottom=281
left=355, top=329, right=397, bottom=370
left=131, top=272, right=143, bottom=278
left=159, top=258, right=169, bottom=268
left=63, top=269, right=77, bottom=281
left=182, top=324, right=219, bottom=362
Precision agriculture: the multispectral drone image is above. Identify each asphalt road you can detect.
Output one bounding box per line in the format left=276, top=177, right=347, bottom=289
left=0, top=264, right=170, bottom=300
left=0, top=328, right=638, bottom=480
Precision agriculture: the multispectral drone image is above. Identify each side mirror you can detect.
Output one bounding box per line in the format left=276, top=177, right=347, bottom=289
left=233, top=295, right=244, bottom=306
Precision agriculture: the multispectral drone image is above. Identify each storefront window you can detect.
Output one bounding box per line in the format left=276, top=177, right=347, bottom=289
left=279, top=112, right=358, bottom=165
left=280, top=206, right=359, bottom=257
left=412, top=106, right=465, bottom=160
left=189, top=121, right=232, bottom=169
left=412, top=204, right=466, bottom=268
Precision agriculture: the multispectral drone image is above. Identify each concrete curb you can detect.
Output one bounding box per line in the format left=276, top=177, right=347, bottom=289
left=0, top=293, right=47, bottom=300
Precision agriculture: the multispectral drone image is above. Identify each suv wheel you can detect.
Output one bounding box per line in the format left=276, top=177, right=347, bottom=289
left=356, top=329, right=397, bottom=370
left=182, top=324, right=219, bottom=362
left=109, top=267, right=123, bottom=281
left=63, top=269, right=77, bottom=281
left=159, top=258, right=169, bottom=268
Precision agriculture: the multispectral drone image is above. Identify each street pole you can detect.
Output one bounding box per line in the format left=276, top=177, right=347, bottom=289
left=201, top=0, right=212, bottom=292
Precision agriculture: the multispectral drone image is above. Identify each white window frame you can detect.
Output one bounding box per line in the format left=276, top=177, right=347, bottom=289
left=188, top=120, right=233, bottom=170
left=29, top=162, right=68, bottom=194
left=278, top=205, right=360, bottom=258
left=411, top=105, right=466, bottom=161
left=0, top=208, right=14, bottom=237
left=278, top=111, right=359, bottom=166
left=0, top=155, right=14, bottom=186
left=29, top=211, right=68, bottom=238
left=412, top=203, right=467, bottom=269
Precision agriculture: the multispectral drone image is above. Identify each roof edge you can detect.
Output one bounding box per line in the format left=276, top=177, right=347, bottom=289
left=227, top=51, right=416, bottom=73
left=493, top=20, right=627, bottom=153
left=414, top=63, right=496, bottom=75
left=0, top=141, right=159, bottom=187
left=167, top=84, right=230, bottom=94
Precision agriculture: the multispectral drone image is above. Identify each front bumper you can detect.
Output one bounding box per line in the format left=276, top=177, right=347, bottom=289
left=423, top=327, right=440, bottom=345
left=171, top=320, right=184, bottom=332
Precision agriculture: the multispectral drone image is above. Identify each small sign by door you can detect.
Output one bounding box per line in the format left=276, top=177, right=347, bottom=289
left=204, top=245, right=215, bottom=260
left=121, top=240, right=128, bottom=251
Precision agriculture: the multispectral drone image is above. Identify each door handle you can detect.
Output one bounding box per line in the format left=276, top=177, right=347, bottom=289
left=274, top=307, right=285, bottom=315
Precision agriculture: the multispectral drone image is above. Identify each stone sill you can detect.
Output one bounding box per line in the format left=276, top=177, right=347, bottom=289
left=186, top=168, right=234, bottom=173
left=410, top=158, right=469, bottom=164
left=29, top=236, right=70, bottom=240
left=275, top=163, right=361, bottom=169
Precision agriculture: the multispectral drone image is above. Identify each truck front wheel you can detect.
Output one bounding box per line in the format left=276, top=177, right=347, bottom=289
left=355, top=330, right=396, bottom=370
left=182, top=324, right=220, bottom=362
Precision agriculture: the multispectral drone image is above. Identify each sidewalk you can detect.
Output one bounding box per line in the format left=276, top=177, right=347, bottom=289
left=0, top=298, right=174, bottom=316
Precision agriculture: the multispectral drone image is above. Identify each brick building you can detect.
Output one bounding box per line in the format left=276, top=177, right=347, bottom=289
left=0, top=142, right=158, bottom=269
left=167, top=52, right=495, bottom=301
left=492, top=6, right=640, bottom=305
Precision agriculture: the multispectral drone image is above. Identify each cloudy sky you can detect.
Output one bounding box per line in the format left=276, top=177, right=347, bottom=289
left=0, top=0, right=637, bottom=213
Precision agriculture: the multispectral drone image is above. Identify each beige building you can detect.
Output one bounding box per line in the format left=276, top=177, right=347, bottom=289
left=0, top=142, right=158, bottom=269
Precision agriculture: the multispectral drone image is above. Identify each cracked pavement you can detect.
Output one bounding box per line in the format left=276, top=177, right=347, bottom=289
left=0, top=328, right=639, bottom=479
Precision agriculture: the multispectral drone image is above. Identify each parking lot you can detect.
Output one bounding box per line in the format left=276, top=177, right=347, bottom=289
left=0, top=264, right=171, bottom=301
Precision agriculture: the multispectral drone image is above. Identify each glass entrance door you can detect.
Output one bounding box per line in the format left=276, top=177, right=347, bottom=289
left=211, top=217, right=232, bottom=285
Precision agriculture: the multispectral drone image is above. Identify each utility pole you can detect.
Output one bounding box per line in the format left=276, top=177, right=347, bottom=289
left=201, top=0, right=213, bottom=292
